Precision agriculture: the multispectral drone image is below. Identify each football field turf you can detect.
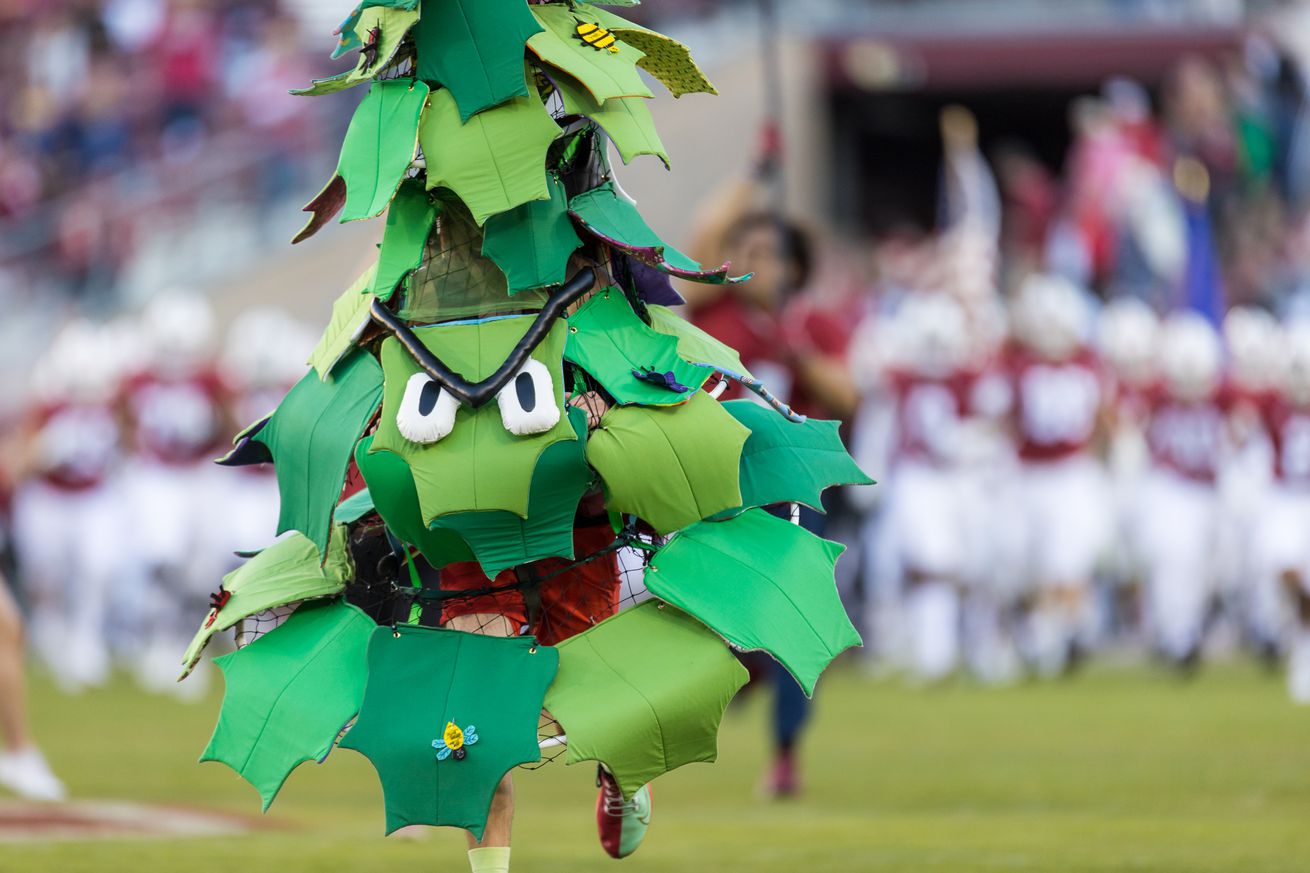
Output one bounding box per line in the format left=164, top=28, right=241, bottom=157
left=5, top=661, right=1308, bottom=872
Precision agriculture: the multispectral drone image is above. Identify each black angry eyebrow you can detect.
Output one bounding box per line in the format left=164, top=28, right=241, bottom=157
left=369, top=267, right=595, bottom=409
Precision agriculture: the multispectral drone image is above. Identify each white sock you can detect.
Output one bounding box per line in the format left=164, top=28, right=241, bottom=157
left=468, top=846, right=511, bottom=873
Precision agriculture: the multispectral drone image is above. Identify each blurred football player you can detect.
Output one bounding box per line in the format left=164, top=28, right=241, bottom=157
left=1005, top=274, right=1110, bottom=676
left=1000, top=272, right=1105, bottom=671
left=1218, top=306, right=1281, bottom=653
left=1097, top=298, right=1159, bottom=634
left=119, top=291, right=231, bottom=694
left=1252, top=320, right=1310, bottom=700
left=10, top=320, right=125, bottom=691
left=1136, top=313, right=1229, bottom=670
left=881, top=293, right=981, bottom=681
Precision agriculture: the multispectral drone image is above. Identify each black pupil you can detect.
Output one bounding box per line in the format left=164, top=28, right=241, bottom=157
left=418, top=380, right=442, bottom=416
left=515, top=371, right=536, bottom=412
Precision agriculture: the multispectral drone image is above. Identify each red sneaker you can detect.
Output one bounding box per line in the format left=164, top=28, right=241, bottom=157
left=765, top=749, right=799, bottom=798
left=596, top=765, right=652, bottom=859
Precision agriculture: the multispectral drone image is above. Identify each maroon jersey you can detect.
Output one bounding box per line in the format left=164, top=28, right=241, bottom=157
left=1006, top=348, right=1104, bottom=462
left=28, top=400, right=121, bottom=491
left=1259, top=394, right=1310, bottom=486
left=887, top=368, right=980, bottom=466
left=1144, top=385, right=1232, bottom=484
left=121, top=369, right=228, bottom=465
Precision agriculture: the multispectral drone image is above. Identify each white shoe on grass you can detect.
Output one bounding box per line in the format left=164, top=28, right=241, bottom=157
left=0, top=747, right=66, bottom=802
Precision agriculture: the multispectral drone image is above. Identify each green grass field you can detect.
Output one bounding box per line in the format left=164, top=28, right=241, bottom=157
left=6, top=661, right=1309, bottom=872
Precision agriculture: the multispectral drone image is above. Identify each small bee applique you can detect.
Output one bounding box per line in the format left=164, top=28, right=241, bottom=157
left=432, top=721, right=479, bottom=761
left=574, top=19, right=620, bottom=53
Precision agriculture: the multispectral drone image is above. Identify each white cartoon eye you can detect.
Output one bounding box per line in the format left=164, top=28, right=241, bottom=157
left=396, top=373, right=458, bottom=444
left=497, top=358, right=560, bottom=436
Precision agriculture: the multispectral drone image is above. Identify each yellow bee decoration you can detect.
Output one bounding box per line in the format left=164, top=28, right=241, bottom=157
left=432, top=721, right=479, bottom=761
left=575, top=19, right=620, bottom=54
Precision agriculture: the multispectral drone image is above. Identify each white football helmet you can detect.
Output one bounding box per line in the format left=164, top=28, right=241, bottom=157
left=143, top=289, right=217, bottom=372
left=1160, top=311, right=1222, bottom=401
left=1012, top=273, right=1094, bottom=361
left=895, top=292, right=970, bottom=378
left=1223, top=305, right=1281, bottom=390
left=1098, top=297, right=1159, bottom=386
left=223, top=307, right=315, bottom=390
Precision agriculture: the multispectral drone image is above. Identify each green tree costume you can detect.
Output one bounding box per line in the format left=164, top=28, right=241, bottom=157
left=187, top=0, right=873, bottom=843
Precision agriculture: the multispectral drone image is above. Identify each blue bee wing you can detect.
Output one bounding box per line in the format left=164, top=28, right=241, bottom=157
left=436, top=745, right=452, bottom=760
left=431, top=739, right=443, bottom=750
left=464, top=726, right=478, bottom=745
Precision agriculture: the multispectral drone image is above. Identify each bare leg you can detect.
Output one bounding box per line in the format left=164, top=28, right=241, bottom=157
left=0, top=578, right=32, bottom=751
left=446, top=612, right=517, bottom=850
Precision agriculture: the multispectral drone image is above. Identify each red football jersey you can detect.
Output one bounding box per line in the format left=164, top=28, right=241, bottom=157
left=1144, top=384, right=1232, bottom=483
left=27, top=400, right=121, bottom=491
left=121, top=368, right=229, bottom=465
left=887, top=368, right=981, bottom=466
left=1259, top=393, right=1310, bottom=486
left=1005, top=348, right=1104, bottom=462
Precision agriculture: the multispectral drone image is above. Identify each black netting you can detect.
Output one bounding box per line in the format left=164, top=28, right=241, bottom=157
left=233, top=603, right=297, bottom=649
left=398, top=197, right=549, bottom=323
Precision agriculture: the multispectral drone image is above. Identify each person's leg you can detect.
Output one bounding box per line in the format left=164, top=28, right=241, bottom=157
left=764, top=657, right=809, bottom=797
left=445, top=611, right=518, bottom=868
left=0, top=580, right=31, bottom=750
left=533, top=536, right=653, bottom=859
left=0, top=575, right=64, bottom=801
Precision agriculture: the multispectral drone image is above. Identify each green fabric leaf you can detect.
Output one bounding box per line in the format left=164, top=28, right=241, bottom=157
left=646, top=510, right=861, bottom=697
left=526, top=4, right=652, bottom=103
left=334, top=488, right=375, bottom=525
left=550, top=70, right=667, bottom=167
left=340, top=626, right=559, bottom=837
left=434, top=408, right=591, bottom=577
left=570, top=183, right=731, bottom=281
left=182, top=527, right=354, bottom=678
left=371, top=318, right=575, bottom=522
left=545, top=600, right=747, bottom=799
left=481, top=174, right=581, bottom=294
left=355, top=435, right=477, bottom=568
left=645, top=304, right=752, bottom=379
left=564, top=288, right=708, bottom=406
left=259, top=349, right=384, bottom=553
left=308, top=264, right=378, bottom=378
left=336, top=79, right=429, bottom=224
left=201, top=601, right=374, bottom=811
left=371, top=180, right=436, bottom=302
left=419, top=85, right=559, bottom=226
left=413, top=0, right=543, bottom=122
left=586, top=392, right=747, bottom=534
left=293, top=7, right=420, bottom=97
left=717, top=400, right=874, bottom=517
left=584, top=6, right=717, bottom=98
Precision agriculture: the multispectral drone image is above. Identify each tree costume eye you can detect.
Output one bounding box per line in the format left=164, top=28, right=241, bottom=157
left=396, top=373, right=458, bottom=444
left=496, top=358, right=559, bottom=436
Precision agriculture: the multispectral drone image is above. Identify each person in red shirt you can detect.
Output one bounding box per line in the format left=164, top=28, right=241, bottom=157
left=1005, top=274, right=1111, bottom=676
left=679, top=169, right=857, bottom=798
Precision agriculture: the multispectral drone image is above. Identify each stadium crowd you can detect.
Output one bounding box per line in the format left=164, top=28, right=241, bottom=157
left=0, top=0, right=334, bottom=300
